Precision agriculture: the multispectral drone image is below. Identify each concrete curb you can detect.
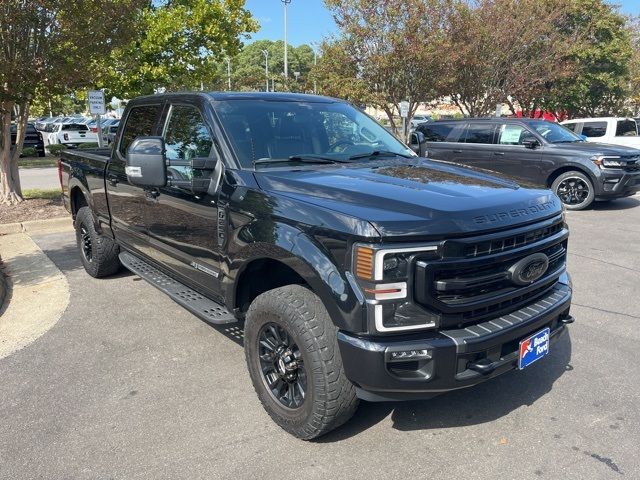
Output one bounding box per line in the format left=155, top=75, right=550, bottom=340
left=0, top=233, right=70, bottom=360
left=0, top=217, right=73, bottom=236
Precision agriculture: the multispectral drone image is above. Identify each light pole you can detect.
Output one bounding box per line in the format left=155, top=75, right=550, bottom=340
left=225, top=57, right=231, bottom=91
left=262, top=49, right=269, bottom=92
left=282, top=0, right=291, bottom=79
left=313, top=47, right=318, bottom=95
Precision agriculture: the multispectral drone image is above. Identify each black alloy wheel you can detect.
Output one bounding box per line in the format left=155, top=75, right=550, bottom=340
left=258, top=322, right=307, bottom=409
left=80, top=225, right=93, bottom=263
left=556, top=176, right=590, bottom=206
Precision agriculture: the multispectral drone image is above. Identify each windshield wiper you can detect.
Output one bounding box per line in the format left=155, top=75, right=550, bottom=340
left=253, top=154, right=349, bottom=168
left=348, top=150, right=414, bottom=160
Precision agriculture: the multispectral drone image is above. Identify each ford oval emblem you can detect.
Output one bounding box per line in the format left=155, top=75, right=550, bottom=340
left=508, top=253, right=549, bottom=286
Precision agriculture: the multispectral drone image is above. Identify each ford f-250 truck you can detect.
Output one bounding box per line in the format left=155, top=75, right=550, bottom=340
left=60, top=92, right=573, bottom=439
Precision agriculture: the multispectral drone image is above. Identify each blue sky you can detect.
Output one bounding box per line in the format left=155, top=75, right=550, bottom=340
left=244, top=0, right=640, bottom=46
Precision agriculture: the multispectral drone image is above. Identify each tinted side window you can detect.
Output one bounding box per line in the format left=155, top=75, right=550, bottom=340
left=417, top=123, right=455, bottom=142
left=581, top=122, right=606, bottom=138
left=615, top=120, right=637, bottom=137
left=119, top=105, right=162, bottom=156
left=563, top=123, right=579, bottom=133
left=461, top=123, right=496, bottom=144
left=164, top=105, right=213, bottom=161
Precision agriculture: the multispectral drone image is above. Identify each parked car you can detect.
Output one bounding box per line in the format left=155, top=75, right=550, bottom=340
left=87, top=118, right=117, bottom=135
left=410, top=115, right=432, bottom=128
left=47, top=122, right=98, bottom=147
left=10, top=122, right=46, bottom=157
left=105, top=121, right=120, bottom=145
left=411, top=118, right=640, bottom=210
left=560, top=117, right=640, bottom=149
left=35, top=116, right=62, bottom=131
left=60, top=92, right=573, bottom=439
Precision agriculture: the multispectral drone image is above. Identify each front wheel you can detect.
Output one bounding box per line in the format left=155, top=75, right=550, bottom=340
left=551, top=171, right=595, bottom=210
left=244, top=285, right=359, bottom=440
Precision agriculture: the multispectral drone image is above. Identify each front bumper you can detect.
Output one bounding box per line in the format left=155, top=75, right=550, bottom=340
left=337, top=277, right=572, bottom=401
left=596, top=169, right=640, bottom=199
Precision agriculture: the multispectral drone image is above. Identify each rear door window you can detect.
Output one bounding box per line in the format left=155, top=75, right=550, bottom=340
left=417, top=122, right=455, bottom=142
left=581, top=122, right=607, bottom=138
left=615, top=120, right=638, bottom=137
left=119, top=104, right=162, bottom=156
left=461, top=122, right=496, bottom=144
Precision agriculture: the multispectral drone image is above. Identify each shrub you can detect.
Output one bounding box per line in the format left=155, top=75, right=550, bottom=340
left=21, top=147, right=37, bottom=157
left=46, top=144, right=68, bottom=156
left=78, top=142, right=99, bottom=149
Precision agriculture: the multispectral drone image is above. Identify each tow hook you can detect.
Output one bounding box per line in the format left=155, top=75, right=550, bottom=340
left=468, top=359, right=496, bottom=375
left=560, top=315, right=575, bottom=325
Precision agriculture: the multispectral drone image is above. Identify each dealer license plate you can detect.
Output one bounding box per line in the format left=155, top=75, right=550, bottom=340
left=518, top=327, right=550, bottom=370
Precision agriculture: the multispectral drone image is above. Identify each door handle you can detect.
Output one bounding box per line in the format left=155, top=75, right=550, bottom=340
left=493, top=152, right=505, bottom=156
left=107, top=175, right=118, bottom=186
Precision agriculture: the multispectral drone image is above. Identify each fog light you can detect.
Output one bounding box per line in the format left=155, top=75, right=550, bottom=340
left=386, top=348, right=431, bottom=362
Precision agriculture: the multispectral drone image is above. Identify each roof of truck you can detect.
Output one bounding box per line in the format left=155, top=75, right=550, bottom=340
left=129, top=91, right=342, bottom=104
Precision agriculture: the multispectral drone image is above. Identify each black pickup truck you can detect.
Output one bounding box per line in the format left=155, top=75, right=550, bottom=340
left=60, top=92, right=573, bottom=439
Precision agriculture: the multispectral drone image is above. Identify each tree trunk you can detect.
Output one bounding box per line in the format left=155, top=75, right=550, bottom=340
left=0, top=101, right=28, bottom=205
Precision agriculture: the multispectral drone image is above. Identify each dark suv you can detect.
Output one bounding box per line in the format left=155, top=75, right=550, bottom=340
left=411, top=118, right=640, bottom=210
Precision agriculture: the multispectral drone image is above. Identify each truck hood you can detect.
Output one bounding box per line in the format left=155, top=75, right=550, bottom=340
left=548, top=141, right=640, bottom=156
left=254, top=159, right=561, bottom=239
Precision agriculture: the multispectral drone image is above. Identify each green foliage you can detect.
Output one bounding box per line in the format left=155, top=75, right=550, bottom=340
left=46, top=144, right=68, bottom=156
left=77, top=143, right=99, bottom=150
left=219, top=40, right=316, bottom=92
left=545, top=0, right=633, bottom=118
left=23, top=188, right=61, bottom=200
left=21, top=147, right=37, bottom=157
left=104, top=0, right=258, bottom=98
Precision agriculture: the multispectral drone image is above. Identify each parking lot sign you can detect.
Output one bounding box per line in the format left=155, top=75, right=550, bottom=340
left=88, top=90, right=106, bottom=115
left=399, top=101, right=410, bottom=118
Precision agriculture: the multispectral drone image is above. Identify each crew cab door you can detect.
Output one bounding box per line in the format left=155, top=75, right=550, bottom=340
left=143, top=99, right=225, bottom=300
left=106, top=103, right=163, bottom=254
left=490, top=123, right=544, bottom=184
left=448, top=121, right=499, bottom=171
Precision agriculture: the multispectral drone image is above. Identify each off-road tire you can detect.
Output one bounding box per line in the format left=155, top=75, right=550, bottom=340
left=551, top=171, right=595, bottom=211
left=244, top=285, right=359, bottom=440
left=75, top=206, right=120, bottom=278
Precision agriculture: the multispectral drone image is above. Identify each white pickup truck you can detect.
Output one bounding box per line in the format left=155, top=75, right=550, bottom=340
left=46, top=122, right=98, bottom=147
left=561, top=117, right=640, bottom=150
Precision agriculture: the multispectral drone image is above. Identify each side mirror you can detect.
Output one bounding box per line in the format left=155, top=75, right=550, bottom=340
left=409, top=131, right=425, bottom=154
left=126, top=136, right=167, bottom=187
left=522, top=138, right=540, bottom=149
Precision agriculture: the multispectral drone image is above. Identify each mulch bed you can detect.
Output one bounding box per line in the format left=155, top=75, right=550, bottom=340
left=0, top=197, right=67, bottom=224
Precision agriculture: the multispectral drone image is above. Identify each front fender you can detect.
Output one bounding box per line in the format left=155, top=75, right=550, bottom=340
left=225, top=221, right=366, bottom=333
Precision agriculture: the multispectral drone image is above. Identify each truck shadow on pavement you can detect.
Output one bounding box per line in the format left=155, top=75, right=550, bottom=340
left=319, top=333, right=573, bottom=442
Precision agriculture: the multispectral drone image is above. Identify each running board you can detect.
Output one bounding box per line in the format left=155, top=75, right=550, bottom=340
left=119, top=251, right=237, bottom=325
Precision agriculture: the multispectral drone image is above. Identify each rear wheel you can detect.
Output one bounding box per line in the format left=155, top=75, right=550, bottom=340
left=551, top=171, right=594, bottom=210
left=74, top=206, right=120, bottom=278
left=244, top=285, right=359, bottom=440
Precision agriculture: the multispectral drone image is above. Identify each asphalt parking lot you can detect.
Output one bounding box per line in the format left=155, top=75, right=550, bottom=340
left=1, top=196, right=639, bottom=479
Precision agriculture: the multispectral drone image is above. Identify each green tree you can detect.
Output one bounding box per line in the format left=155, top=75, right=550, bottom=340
left=104, top=0, right=258, bottom=98
left=0, top=0, right=144, bottom=204
left=545, top=0, right=633, bottom=118
left=444, top=0, right=573, bottom=117
left=324, top=0, right=451, bottom=139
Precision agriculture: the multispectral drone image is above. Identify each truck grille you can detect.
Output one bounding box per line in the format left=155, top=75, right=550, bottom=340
left=414, top=216, right=568, bottom=329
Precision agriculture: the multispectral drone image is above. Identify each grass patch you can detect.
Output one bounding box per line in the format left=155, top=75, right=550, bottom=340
left=19, top=157, right=57, bottom=168
left=22, top=188, right=61, bottom=200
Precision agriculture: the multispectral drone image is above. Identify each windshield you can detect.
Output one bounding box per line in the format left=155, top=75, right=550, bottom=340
left=533, top=122, right=582, bottom=143
left=215, top=99, right=415, bottom=168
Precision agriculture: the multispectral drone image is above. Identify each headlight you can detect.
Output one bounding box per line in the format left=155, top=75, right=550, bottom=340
left=591, top=155, right=624, bottom=168
left=352, top=244, right=440, bottom=333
